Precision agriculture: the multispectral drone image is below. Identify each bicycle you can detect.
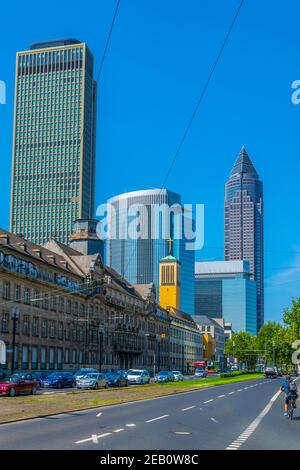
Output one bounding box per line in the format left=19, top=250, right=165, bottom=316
left=287, top=396, right=295, bottom=420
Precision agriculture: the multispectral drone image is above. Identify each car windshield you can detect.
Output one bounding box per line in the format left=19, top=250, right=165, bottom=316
left=6, top=376, right=22, bottom=383
left=158, top=371, right=168, bottom=376
left=128, top=370, right=142, bottom=376
left=48, top=374, right=63, bottom=379
left=172, top=371, right=181, bottom=375
left=84, top=374, right=98, bottom=379
left=75, top=369, right=96, bottom=376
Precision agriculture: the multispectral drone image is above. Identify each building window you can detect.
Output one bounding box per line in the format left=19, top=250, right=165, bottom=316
left=22, top=345, right=29, bottom=369
left=42, top=319, right=47, bottom=338
left=50, top=320, right=55, bottom=338
left=23, top=315, right=30, bottom=336
left=65, top=349, right=70, bottom=364
left=65, top=324, right=70, bottom=341
left=57, top=348, right=63, bottom=369
left=1, top=313, right=9, bottom=333
left=24, top=288, right=31, bottom=304
left=58, top=321, right=63, bottom=340
left=31, top=346, right=38, bottom=370
left=3, top=282, right=11, bottom=300
left=72, top=349, right=76, bottom=364
left=14, top=285, right=21, bottom=302
left=32, top=317, right=39, bottom=336
left=49, top=348, right=55, bottom=369
left=41, top=347, right=47, bottom=369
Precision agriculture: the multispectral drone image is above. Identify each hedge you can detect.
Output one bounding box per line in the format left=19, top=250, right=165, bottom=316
left=220, top=370, right=260, bottom=378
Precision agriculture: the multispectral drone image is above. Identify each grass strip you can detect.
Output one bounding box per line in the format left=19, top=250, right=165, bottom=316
left=0, top=373, right=263, bottom=424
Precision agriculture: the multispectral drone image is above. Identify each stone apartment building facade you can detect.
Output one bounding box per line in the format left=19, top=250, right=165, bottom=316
left=0, top=228, right=200, bottom=373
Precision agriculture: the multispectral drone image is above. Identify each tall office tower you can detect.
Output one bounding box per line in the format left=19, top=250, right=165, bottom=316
left=194, top=261, right=257, bottom=335
left=224, top=147, right=264, bottom=331
left=10, top=39, right=97, bottom=245
left=106, top=189, right=195, bottom=315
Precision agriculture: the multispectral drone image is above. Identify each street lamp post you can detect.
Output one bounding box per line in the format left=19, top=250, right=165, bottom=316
left=10, top=307, right=19, bottom=375
left=98, top=323, right=105, bottom=372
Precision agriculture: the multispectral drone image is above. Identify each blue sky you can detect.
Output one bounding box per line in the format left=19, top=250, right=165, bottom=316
left=0, top=0, right=299, bottom=323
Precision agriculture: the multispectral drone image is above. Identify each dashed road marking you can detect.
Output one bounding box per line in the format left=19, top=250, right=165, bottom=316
left=96, top=412, right=102, bottom=417
left=229, top=391, right=235, bottom=395
left=204, top=399, right=214, bottom=403
left=225, top=388, right=281, bottom=450
left=146, top=415, right=169, bottom=423
left=125, top=423, right=136, bottom=427
left=175, top=431, right=191, bottom=435
left=211, top=417, right=218, bottom=423
left=114, top=428, right=124, bottom=433
left=218, top=395, right=225, bottom=398
left=181, top=406, right=196, bottom=411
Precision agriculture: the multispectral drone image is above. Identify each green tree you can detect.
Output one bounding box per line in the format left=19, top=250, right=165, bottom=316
left=257, top=322, right=293, bottom=367
left=283, top=297, right=300, bottom=340
left=225, top=332, right=258, bottom=370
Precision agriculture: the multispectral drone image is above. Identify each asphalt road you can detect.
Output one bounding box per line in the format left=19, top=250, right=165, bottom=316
left=0, top=377, right=299, bottom=450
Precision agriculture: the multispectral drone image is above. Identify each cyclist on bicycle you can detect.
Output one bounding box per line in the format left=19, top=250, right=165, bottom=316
left=281, top=374, right=298, bottom=417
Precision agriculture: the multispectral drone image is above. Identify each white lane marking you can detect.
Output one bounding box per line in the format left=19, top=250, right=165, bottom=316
left=229, top=392, right=235, bottom=395
left=114, top=428, right=124, bottom=433
left=181, top=406, right=196, bottom=411
left=218, top=395, right=225, bottom=398
left=76, top=432, right=112, bottom=444
left=96, top=412, right=102, bottom=417
left=204, top=399, right=213, bottom=403
left=237, top=389, right=243, bottom=392
left=175, top=431, right=191, bottom=435
left=211, top=417, right=218, bottom=423
left=244, top=387, right=249, bottom=390
left=125, top=423, right=136, bottom=427
left=225, top=388, right=281, bottom=450
left=146, top=414, right=169, bottom=423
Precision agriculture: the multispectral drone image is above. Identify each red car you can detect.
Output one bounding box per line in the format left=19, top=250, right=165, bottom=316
left=0, top=373, right=39, bottom=397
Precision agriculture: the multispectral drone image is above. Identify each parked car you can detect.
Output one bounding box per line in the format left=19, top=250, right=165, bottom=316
left=195, top=368, right=208, bottom=378
left=31, top=371, right=51, bottom=387
left=41, top=372, right=76, bottom=388
left=291, top=369, right=299, bottom=377
left=106, top=371, right=128, bottom=387
left=74, top=368, right=98, bottom=380
left=264, top=366, right=278, bottom=379
left=0, top=369, right=6, bottom=380
left=0, top=373, right=39, bottom=397
left=127, top=369, right=150, bottom=385
left=154, top=371, right=175, bottom=383
left=172, top=371, right=184, bottom=381
left=76, top=372, right=108, bottom=390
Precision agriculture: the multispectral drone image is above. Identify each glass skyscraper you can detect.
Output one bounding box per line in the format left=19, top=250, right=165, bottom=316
left=224, top=147, right=264, bottom=332
left=10, top=39, right=97, bottom=245
left=195, top=261, right=257, bottom=335
left=106, top=189, right=195, bottom=314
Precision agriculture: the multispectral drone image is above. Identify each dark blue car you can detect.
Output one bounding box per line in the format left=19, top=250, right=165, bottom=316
left=106, top=371, right=128, bottom=387
left=41, top=372, right=75, bottom=389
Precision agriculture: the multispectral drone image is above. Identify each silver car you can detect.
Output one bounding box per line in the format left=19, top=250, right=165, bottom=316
left=76, top=372, right=108, bottom=390
left=172, top=371, right=184, bottom=381
left=127, top=369, right=151, bottom=385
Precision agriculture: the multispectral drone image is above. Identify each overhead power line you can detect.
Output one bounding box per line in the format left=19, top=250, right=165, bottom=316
left=160, top=0, right=245, bottom=189
left=121, top=0, right=245, bottom=278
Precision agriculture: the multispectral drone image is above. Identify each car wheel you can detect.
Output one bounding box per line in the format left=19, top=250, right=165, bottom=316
left=9, top=388, right=16, bottom=398
left=31, top=386, right=37, bottom=395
